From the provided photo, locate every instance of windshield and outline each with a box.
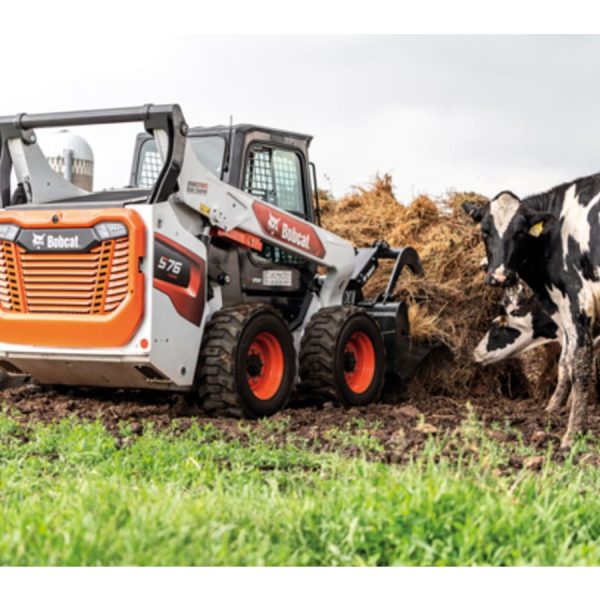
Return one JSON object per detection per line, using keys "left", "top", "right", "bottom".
{"left": 136, "top": 135, "right": 226, "bottom": 188}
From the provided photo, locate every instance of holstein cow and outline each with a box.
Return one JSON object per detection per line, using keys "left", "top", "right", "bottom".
{"left": 474, "top": 283, "right": 600, "bottom": 404}
{"left": 474, "top": 283, "right": 560, "bottom": 366}
{"left": 463, "top": 173, "right": 600, "bottom": 447}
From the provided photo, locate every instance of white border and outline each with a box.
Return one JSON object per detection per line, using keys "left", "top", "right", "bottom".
{"left": 4, "top": 1, "right": 600, "bottom": 34}
{"left": 0, "top": 566, "right": 595, "bottom": 599}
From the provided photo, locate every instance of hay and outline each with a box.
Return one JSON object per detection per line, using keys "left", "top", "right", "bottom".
{"left": 320, "top": 174, "right": 529, "bottom": 398}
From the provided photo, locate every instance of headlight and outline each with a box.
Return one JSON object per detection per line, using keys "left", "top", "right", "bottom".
{"left": 0, "top": 224, "right": 20, "bottom": 242}
{"left": 94, "top": 221, "right": 128, "bottom": 240}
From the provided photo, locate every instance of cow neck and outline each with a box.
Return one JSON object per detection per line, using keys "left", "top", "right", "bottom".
{"left": 515, "top": 238, "right": 548, "bottom": 296}
{"left": 523, "top": 181, "right": 570, "bottom": 219}
{"left": 517, "top": 193, "right": 562, "bottom": 309}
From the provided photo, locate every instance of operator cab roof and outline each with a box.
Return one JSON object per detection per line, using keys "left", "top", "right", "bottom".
{"left": 137, "top": 123, "right": 313, "bottom": 144}
{"left": 191, "top": 123, "right": 312, "bottom": 142}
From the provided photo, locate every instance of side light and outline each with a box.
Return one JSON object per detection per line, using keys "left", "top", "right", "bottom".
{"left": 0, "top": 224, "right": 20, "bottom": 242}
{"left": 94, "top": 221, "right": 128, "bottom": 241}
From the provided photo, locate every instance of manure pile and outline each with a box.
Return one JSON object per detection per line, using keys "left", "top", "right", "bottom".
{"left": 320, "top": 174, "right": 545, "bottom": 400}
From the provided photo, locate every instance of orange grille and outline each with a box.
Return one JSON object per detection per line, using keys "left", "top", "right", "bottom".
{"left": 0, "top": 237, "right": 129, "bottom": 315}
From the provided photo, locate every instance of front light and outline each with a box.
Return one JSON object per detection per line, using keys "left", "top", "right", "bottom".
{"left": 94, "top": 221, "right": 128, "bottom": 240}
{"left": 0, "top": 224, "right": 20, "bottom": 242}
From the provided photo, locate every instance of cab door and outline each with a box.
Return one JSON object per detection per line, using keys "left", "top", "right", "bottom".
{"left": 242, "top": 144, "right": 313, "bottom": 267}
{"left": 242, "top": 144, "right": 311, "bottom": 221}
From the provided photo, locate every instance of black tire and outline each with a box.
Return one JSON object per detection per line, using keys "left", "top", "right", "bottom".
{"left": 197, "top": 304, "right": 295, "bottom": 418}
{"left": 298, "top": 306, "right": 385, "bottom": 407}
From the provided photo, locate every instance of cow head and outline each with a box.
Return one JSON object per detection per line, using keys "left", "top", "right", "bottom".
{"left": 462, "top": 192, "right": 556, "bottom": 287}
{"left": 473, "top": 283, "right": 559, "bottom": 365}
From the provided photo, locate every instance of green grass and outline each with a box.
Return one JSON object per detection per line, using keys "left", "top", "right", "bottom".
{"left": 2, "top": 411, "right": 600, "bottom": 565}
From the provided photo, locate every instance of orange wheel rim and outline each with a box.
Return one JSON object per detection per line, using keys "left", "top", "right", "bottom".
{"left": 246, "top": 331, "right": 284, "bottom": 400}
{"left": 343, "top": 331, "right": 375, "bottom": 394}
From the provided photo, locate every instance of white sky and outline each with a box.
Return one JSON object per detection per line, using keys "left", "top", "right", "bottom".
{"left": 5, "top": 35, "right": 600, "bottom": 202}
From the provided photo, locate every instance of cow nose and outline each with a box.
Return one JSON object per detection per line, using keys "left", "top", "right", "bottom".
{"left": 486, "top": 267, "right": 513, "bottom": 287}
{"left": 473, "top": 345, "right": 492, "bottom": 366}
{"left": 493, "top": 270, "right": 507, "bottom": 284}
{"left": 485, "top": 273, "right": 502, "bottom": 286}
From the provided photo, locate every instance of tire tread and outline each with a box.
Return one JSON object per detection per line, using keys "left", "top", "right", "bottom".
{"left": 198, "top": 303, "right": 286, "bottom": 418}
{"left": 299, "top": 305, "right": 383, "bottom": 406}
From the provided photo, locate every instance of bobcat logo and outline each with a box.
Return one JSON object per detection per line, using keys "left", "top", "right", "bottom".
{"left": 32, "top": 232, "right": 46, "bottom": 249}
{"left": 267, "top": 213, "right": 281, "bottom": 235}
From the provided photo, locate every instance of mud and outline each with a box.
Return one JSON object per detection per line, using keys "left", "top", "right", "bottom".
{"left": 3, "top": 379, "right": 600, "bottom": 468}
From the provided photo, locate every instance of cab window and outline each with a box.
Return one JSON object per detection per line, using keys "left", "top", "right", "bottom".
{"left": 243, "top": 145, "right": 305, "bottom": 216}
{"left": 136, "top": 135, "right": 226, "bottom": 188}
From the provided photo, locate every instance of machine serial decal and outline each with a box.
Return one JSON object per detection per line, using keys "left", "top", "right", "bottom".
{"left": 187, "top": 181, "right": 209, "bottom": 195}
{"left": 252, "top": 202, "right": 326, "bottom": 259}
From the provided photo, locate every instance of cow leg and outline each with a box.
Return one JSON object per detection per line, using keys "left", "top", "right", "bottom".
{"left": 546, "top": 339, "right": 571, "bottom": 412}
{"left": 562, "top": 323, "right": 593, "bottom": 449}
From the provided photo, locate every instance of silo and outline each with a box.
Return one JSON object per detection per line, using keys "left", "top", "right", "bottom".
{"left": 43, "top": 129, "right": 94, "bottom": 191}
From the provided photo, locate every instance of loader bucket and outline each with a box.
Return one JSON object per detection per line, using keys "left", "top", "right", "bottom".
{"left": 393, "top": 336, "right": 442, "bottom": 380}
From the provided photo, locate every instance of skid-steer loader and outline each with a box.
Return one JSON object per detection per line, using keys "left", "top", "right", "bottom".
{"left": 0, "top": 104, "right": 424, "bottom": 417}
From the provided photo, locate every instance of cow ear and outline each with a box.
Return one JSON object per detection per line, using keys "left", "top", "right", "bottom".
{"left": 462, "top": 202, "right": 484, "bottom": 223}
{"left": 527, "top": 212, "right": 556, "bottom": 237}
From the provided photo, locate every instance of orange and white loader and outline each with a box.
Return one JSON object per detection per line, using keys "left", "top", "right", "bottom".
{"left": 0, "top": 104, "right": 424, "bottom": 417}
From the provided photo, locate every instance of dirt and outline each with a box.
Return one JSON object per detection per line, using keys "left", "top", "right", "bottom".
{"left": 4, "top": 379, "right": 600, "bottom": 468}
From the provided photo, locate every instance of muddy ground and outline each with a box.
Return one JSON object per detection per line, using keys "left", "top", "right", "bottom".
{"left": 4, "top": 377, "right": 600, "bottom": 469}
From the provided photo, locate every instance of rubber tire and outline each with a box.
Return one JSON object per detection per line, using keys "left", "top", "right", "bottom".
{"left": 197, "top": 303, "right": 296, "bottom": 418}
{"left": 298, "top": 306, "right": 385, "bottom": 407}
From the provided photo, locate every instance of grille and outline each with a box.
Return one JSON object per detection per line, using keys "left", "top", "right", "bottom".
{"left": 0, "top": 237, "right": 129, "bottom": 315}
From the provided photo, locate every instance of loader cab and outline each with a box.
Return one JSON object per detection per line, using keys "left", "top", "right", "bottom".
{"left": 130, "top": 123, "right": 316, "bottom": 224}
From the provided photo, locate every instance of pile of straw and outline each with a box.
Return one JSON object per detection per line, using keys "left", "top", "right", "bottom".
{"left": 320, "top": 174, "right": 534, "bottom": 398}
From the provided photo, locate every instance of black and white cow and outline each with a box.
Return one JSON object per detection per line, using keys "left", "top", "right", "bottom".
{"left": 463, "top": 173, "right": 600, "bottom": 446}
{"left": 475, "top": 284, "right": 574, "bottom": 409}
{"left": 474, "top": 284, "right": 600, "bottom": 406}
{"left": 473, "top": 284, "right": 560, "bottom": 365}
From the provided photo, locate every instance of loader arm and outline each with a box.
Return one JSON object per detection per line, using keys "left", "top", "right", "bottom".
{"left": 0, "top": 104, "right": 186, "bottom": 207}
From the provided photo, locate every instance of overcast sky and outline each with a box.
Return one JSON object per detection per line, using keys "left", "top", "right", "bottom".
{"left": 4, "top": 35, "right": 600, "bottom": 201}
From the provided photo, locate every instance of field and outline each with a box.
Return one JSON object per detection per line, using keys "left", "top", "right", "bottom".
{"left": 3, "top": 385, "right": 600, "bottom": 565}
{"left": 0, "top": 176, "right": 596, "bottom": 566}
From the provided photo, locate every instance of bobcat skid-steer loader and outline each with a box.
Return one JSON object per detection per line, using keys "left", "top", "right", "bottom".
{"left": 0, "top": 104, "right": 424, "bottom": 417}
